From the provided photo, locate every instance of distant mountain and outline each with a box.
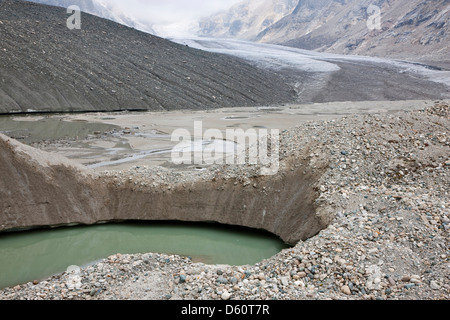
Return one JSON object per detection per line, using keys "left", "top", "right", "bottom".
{"left": 257, "top": 0, "right": 450, "bottom": 61}
{"left": 199, "top": 0, "right": 450, "bottom": 62}
{"left": 199, "top": 0, "right": 298, "bottom": 40}
{"left": 0, "top": 0, "right": 295, "bottom": 114}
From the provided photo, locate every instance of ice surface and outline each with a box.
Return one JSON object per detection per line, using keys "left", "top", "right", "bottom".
{"left": 171, "top": 37, "right": 450, "bottom": 88}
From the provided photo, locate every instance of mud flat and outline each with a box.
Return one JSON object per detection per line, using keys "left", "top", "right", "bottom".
{"left": 0, "top": 100, "right": 448, "bottom": 300}
{"left": 12, "top": 99, "right": 436, "bottom": 171}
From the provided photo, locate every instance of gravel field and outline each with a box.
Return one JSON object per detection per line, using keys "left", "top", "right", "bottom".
{"left": 0, "top": 101, "right": 448, "bottom": 301}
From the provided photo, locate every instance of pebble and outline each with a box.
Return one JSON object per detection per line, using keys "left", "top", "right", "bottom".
{"left": 221, "top": 290, "right": 231, "bottom": 300}
{"left": 280, "top": 277, "right": 289, "bottom": 286}
{"left": 430, "top": 281, "right": 441, "bottom": 290}
{"left": 179, "top": 274, "right": 187, "bottom": 284}
{"left": 401, "top": 276, "right": 411, "bottom": 282}
{"left": 216, "top": 277, "right": 228, "bottom": 284}
{"left": 341, "top": 285, "right": 352, "bottom": 295}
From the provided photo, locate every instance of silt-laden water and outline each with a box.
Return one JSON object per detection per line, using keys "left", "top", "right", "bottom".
{"left": 0, "top": 222, "right": 289, "bottom": 289}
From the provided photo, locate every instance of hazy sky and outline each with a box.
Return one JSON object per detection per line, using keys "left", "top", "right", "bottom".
{"left": 96, "top": 0, "right": 243, "bottom": 35}
{"left": 103, "top": 0, "right": 242, "bottom": 21}
{"left": 93, "top": 0, "right": 242, "bottom": 33}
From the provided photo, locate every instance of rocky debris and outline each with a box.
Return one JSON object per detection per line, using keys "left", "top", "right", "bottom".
{"left": 426, "top": 101, "right": 450, "bottom": 118}
{"left": 0, "top": 101, "right": 448, "bottom": 300}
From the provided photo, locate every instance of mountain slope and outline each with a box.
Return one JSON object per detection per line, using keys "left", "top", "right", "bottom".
{"left": 25, "top": 0, "right": 156, "bottom": 34}
{"left": 0, "top": 0, "right": 296, "bottom": 114}
{"left": 199, "top": 0, "right": 297, "bottom": 40}
{"left": 198, "top": 0, "right": 449, "bottom": 62}
{"left": 256, "top": 0, "right": 450, "bottom": 61}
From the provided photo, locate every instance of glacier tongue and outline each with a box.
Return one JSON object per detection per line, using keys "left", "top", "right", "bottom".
{"left": 171, "top": 37, "right": 450, "bottom": 89}
{"left": 171, "top": 37, "right": 341, "bottom": 73}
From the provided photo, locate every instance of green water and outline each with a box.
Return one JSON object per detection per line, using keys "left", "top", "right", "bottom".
{"left": 0, "top": 222, "right": 289, "bottom": 289}
{"left": 0, "top": 115, "right": 119, "bottom": 144}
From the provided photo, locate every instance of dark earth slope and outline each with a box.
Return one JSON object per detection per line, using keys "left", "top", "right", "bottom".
{"left": 0, "top": 0, "right": 296, "bottom": 113}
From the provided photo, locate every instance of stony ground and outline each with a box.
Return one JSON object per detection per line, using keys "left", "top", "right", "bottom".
{"left": 0, "top": 101, "right": 448, "bottom": 300}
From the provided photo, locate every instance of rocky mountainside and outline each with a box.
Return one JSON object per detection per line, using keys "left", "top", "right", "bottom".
{"left": 257, "top": 0, "right": 450, "bottom": 62}
{"left": 199, "top": 0, "right": 450, "bottom": 62}
{"left": 0, "top": 0, "right": 296, "bottom": 114}
{"left": 198, "top": 0, "right": 297, "bottom": 40}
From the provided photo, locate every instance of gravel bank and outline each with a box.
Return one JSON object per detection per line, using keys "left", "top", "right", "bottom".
{"left": 0, "top": 101, "right": 448, "bottom": 300}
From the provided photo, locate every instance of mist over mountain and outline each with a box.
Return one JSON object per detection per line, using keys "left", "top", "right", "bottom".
{"left": 0, "top": 0, "right": 296, "bottom": 114}
{"left": 198, "top": 0, "right": 298, "bottom": 40}
{"left": 24, "top": 0, "right": 243, "bottom": 37}
{"left": 24, "top": 0, "right": 157, "bottom": 34}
